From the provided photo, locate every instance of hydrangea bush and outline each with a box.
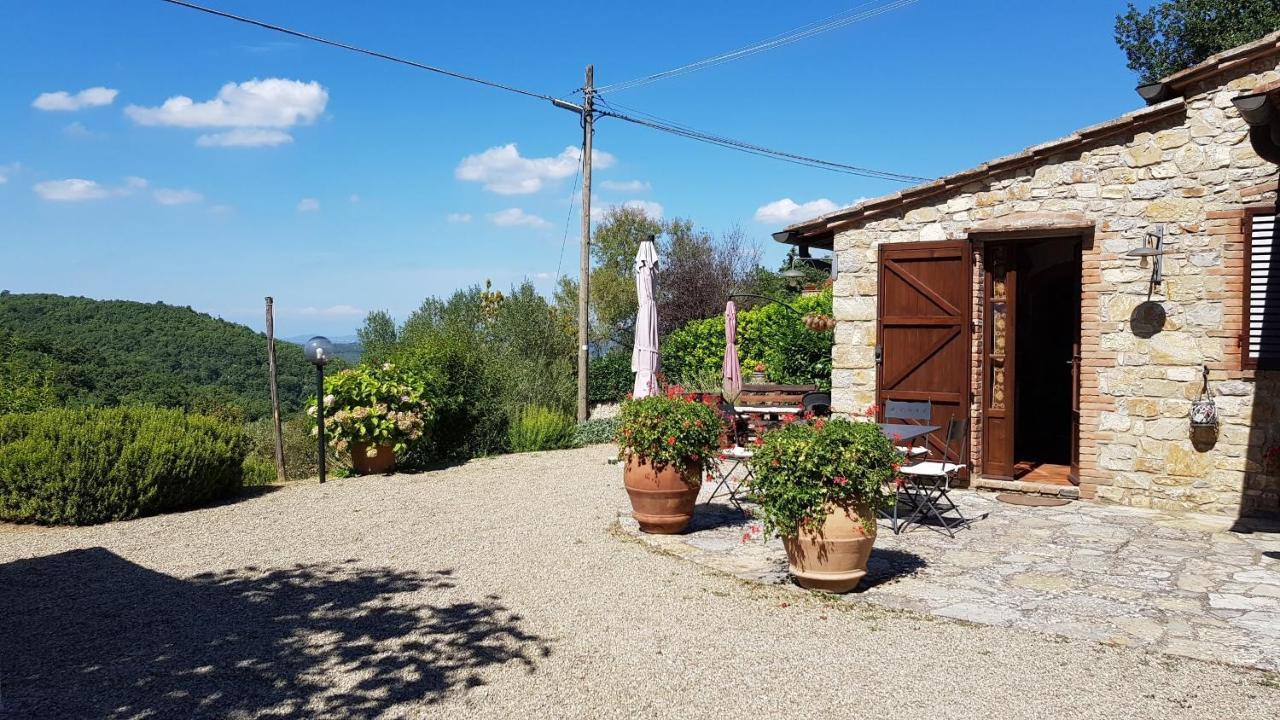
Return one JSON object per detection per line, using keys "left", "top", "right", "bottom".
{"left": 747, "top": 416, "right": 901, "bottom": 537}
{"left": 309, "top": 362, "right": 431, "bottom": 459}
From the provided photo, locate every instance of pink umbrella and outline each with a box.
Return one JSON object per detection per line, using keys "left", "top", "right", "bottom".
{"left": 631, "top": 237, "right": 660, "bottom": 398}
{"left": 722, "top": 300, "right": 741, "bottom": 399}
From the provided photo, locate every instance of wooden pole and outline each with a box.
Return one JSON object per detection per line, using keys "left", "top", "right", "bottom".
{"left": 265, "top": 296, "right": 286, "bottom": 483}
{"left": 577, "top": 65, "right": 594, "bottom": 422}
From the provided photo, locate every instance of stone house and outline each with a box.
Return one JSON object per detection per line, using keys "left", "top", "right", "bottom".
{"left": 774, "top": 33, "right": 1280, "bottom": 518}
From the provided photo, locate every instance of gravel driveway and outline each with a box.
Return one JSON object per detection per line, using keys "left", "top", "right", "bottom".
{"left": 2, "top": 445, "right": 1278, "bottom": 719}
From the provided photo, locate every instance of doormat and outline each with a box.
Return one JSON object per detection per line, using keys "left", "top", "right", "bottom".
{"left": 995, "top": 493, "right": 1071, "bottom": 507}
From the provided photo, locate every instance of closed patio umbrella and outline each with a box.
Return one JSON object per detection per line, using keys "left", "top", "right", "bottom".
{"left": 722, "top": 300, "right": 741, "bottom": 399}
{"left": 631, "top": 235, "right": 660, "bottom": 398}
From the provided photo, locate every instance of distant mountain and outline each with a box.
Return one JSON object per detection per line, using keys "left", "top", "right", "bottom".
{"left": 0, "top": 293, "right": 313, "bottom": 419}
{"left": 280, "top": 335, "right": 363, "bottom": 364}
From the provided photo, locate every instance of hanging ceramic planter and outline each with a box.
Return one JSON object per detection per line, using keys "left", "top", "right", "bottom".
{"left": 1190, "top": 365, "right": 1218, "bottom": 428}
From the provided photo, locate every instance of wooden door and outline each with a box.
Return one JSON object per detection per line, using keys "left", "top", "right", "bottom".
{"left": 876, "top": 241, "right": 972, "bottom": 463}
{"left": 983, "top": 243, "right": 1016, "bottom": 478}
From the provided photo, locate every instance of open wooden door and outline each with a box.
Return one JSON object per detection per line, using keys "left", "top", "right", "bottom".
{"left": 876, "top": 240, "right": 972, "bottom": 464}
{"left": 983, "top": 243, "right": 1016, "bottom": 478}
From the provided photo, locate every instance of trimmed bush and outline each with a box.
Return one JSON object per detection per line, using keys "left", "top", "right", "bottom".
{"left": 509, "top": 405, "right": 576, "bottom": 453}
{"left": 0, "top": 406, "right": 247, "bottom": 525}
{"left": 588, "top": 351, "right": 633, "bottom": 404}
{"left": 661, "top": 287, "right": 833, "bottom": 389}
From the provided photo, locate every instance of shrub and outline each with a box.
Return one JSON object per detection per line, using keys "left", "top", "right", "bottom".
{"left": 615, "top": 392, "right": 722, "bottom": 481}
{"left": 241, "top": 455, "right": 278, "bottom": 487}
{"left": 572, "top": 416, "right": 618, "bottom": 446}
{"left": 747, "top": 417, "right": 900, "bottom": 538}
{"left": 308, "top": 362, "right": 431, "bottom": 460}
{"left": 243, "top": 413, "right": 334, "bottom": 482}
{"left": 0, "top": 406, "right": 247, "bottom": 525}
{"left": 588, "top": 351, "right": 633, "bottom": 404}
{"left": 660, "top": 287, "right": 833, "bottom": 389}
{"left": 509, "top": 405, "right": 576, "bottom": 452}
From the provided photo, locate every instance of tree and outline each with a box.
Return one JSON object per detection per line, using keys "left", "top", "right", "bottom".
{"left": 357, "top": 310, "right": 399, "bottom": 365}
{"left": 657, "top": 221, "right": 760, "bottom": 336}
{"left": 1115, "top": 0, "right": 1280, "bottom": 82}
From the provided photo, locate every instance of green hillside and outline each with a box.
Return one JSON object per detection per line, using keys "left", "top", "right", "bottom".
{"left": 0, "top": 292, "right": 311, "bottom": 419}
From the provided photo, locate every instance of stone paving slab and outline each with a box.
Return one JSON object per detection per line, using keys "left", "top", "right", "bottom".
{"left": 618, "top": 486, "right": 1280, "bottom": 671}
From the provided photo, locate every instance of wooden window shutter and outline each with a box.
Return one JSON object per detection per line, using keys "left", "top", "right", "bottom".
{"left": 1244, "top": 209, "right": 1279, "bottom": 370}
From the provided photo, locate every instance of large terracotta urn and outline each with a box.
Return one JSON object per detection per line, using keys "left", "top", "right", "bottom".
{"left": 623, "top": 455, "right": 701, "bottom": 534}
{"left": 782, "top": 500, "right": 877, "bottom": 593}
{"left": 351, "top": 442, "right": 396, "bottom": 475}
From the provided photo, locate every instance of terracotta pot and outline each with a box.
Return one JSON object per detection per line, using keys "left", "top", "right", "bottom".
{"left": 351, "top": 442, "right": 396, "bottom": 475}
{"left": 623, "top": 455, "right": 701, "bottom": 534}
{"left": 783, "top": 499, "right": 877, "bottom": 593}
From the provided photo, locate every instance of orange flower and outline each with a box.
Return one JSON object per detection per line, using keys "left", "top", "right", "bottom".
{"left": 666, "top": 436, "right": 676, "bottom": 446}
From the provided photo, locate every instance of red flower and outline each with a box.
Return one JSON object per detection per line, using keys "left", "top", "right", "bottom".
{"left": 741, "top": 531, "right": 751, "bottom": 543}
{"left": 833, "top": 476, "right": 848, "bottom": 486}
{"left": 781, "top": 413, "right": 799, "bottom": 424}
{"left": 771, "top": 458, "right": 780, "bottom": 467}
{"left": 753, "top": 436, "right": 763, "bottom": 447}
{"left": 814, "top": 418, "right": 826, "bottom": 431}
{"left": 690, "top": 454, "right": 700, "bottom": 462}
{"left": 891, "top": 432, "right": 902, "bottom": 442}
{"left": 666, "top": 436, "right": 676, "bottom": 446}
{"left": 864, "top": 404, "right": 881, "bottom": 418}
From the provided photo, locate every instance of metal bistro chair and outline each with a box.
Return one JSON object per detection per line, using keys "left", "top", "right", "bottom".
{"left": 896, "top": 417, "right": 970, "bottom": 537}
{"left": 883, "top": 400, "right": 932, "bottom": 461}
{"left": 705, "top": 399, "right": 754, "bottom": 513}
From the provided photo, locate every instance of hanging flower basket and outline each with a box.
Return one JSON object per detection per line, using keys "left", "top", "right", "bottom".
{"left": 802, "top": 313, "right": 836, "bottom": 332}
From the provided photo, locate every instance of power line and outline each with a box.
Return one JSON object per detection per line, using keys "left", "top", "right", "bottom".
{"left": 597, "top": 99, "right": 929, "bottom": 183}
{"left": 594, "top": 0, "right": 919, "bottom": 95}
{"left": 155, "top": 0, "right": 928, "bottom": 184}
{"left": 156, "top": 0, "right": 557, "bottom": 103}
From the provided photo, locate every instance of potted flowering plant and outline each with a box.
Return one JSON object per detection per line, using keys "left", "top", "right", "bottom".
{"left": 615, "top": 390, "right": 721, "bottom": 533}
{"left": 308, "top": 362, "right": 431, "bottom": 475}
{"left": 747, "top": 417, "right": 900, "bottom": 592}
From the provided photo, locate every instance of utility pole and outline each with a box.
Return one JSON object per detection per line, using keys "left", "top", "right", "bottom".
{"left": 576, "top": 65, "right": 594, "bottom": 422}
{"left": 265, "top": 296, "right": 286, "bottom": 483}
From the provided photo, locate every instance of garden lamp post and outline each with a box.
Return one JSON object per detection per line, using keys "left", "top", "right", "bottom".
{"left": 303, "top": 336, "right": 335, "bottom": 484}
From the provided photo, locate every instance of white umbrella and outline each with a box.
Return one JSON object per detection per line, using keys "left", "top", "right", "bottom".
{"left": 631, "top": 236, "right": 660, "bottom": 398}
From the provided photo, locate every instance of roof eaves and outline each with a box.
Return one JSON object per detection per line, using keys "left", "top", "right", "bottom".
{"left": 1160, "top": 30, "right": 1280, "bottom": 92}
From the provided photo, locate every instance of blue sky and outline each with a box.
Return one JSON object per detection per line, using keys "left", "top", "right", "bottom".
{"left": 0, "top": 1, "right": 1153, "bottom": 337}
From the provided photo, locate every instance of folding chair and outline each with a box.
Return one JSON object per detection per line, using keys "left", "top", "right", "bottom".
{"left": 883, "top": 400, "right": 932, "bottom": 461}
{"left": 705, "top": 446, "right": 754, "bottom": 513}
{"left": 896, "top": 417, "right": 970, "bottom": 537}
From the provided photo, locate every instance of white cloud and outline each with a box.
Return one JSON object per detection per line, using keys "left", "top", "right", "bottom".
{"left": 196, "top": 128, "right": 294, "bottom": 148}
{"left": 32, "top": 87, "right": 118, "bottom": 111}
{"left": 153, "top": 188, "right": 203, "bottom": 205}
{"left": 600, "top": 179, "right": 650, "bottom": 192}
{"left": 297, "top": 197, "right": 320, "bottom": 212}
{"left": 490, "top": 207, "right": 550, "bottom": 228}
{"left": 126, "top": 78, "right": 327, "bottom": 147}
{"left": 456, "top": 143, "right": 615, "bottom": 195}
{"left": 0, "top": 162, "right": 18, "bottom": 184}
{"left": 295, "top": 304, "right": 365, "bottom": 317}
{"left": 33, "top": 176, "right": 145, "bottom": 202}
{"left": 33, "top": 179, "right": 111, "bottom": 201}
{"left": 63, "top": 122, "right": 98, "bottom": 139}
{"left": 446, "top": 212, "right": 472, "bottom": 223}
{"left": 754, "top": 197, "right": 841, "bottom": 225}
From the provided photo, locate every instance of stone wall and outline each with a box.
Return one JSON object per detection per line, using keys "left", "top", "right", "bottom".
{"left": 831, "top": 57, "right": 1280, "bottom": 516}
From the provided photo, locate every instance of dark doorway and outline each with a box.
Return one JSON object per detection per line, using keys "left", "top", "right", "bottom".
{"left": 1012, "top": 239, "right": 1080, "bottom": 481}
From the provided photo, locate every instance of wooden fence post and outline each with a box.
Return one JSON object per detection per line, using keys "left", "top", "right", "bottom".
{"left": 265, "top": 297, "right": 286, "bottom": 483}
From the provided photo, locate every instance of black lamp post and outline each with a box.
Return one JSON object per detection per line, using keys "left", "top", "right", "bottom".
{"left": 303, "top": 336, "right": 335, "bottom": 483}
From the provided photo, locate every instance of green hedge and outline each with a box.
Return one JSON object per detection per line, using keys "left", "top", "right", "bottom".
{"left": 588, "top": 351, "right": 633, "bottom": 404}
{"left": 0, "top": 406, "right": 247, "bottom": 525}
{"left": 661, "top": 288, "right": 833, "bottom": 389}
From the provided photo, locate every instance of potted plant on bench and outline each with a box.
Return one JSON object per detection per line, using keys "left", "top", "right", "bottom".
{"left": 748, "top": 417, "right": 899, "bottom": 592}
{"left": 615, "top": 390, "right": 721, "bottom": 533}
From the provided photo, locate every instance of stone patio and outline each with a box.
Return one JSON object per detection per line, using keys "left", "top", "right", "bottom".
{"left": 618, "top": 486, "right": 1280, "bottom": 671}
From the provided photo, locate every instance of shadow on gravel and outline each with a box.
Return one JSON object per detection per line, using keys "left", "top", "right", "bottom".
{"left": 856, "top": 548, "right": 928, "bottom": 592}
{"left": 0, "top": 549, "right": 552, "bottom": 718}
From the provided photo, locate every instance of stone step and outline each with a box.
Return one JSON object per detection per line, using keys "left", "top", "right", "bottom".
{"left": 971, "top": 476, "right": 1081, "bottom": 499}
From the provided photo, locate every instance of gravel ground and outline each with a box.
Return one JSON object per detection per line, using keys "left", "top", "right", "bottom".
{"left": 2, "top": 445, "right": 1278, "bottom": 719}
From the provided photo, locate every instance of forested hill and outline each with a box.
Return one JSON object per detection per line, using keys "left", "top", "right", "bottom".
{"left": 0, "top": 292, "right": 311, "bottom": 419}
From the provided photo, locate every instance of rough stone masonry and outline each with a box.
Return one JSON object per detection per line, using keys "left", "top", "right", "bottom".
{"left": 814, "top": 41, "right": 1280, "bottom": 516}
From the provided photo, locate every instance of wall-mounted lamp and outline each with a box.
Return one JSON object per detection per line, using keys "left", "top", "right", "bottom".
{"left": 1126, "top": 225, "right": 1165, "bottom": 294}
